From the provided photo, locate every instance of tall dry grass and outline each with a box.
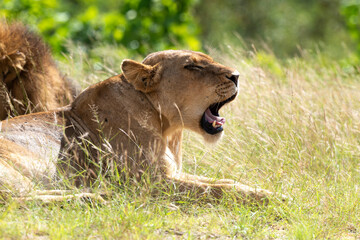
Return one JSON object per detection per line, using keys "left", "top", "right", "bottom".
{"left": 181, "top": 46, "right": 360, "bottom": 238}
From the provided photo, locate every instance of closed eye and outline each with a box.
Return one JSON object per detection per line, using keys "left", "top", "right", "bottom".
{"left": 184, "top": 65, "right": 204, "bottom": 71}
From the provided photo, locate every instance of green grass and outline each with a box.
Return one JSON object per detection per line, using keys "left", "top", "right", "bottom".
{"left": 1, "top": 44, "right": 360, "bottom": 239}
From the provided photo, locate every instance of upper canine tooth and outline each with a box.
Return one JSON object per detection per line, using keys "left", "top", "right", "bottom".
{"left": 212, "top": 121, "right": 216, "bottom": 127}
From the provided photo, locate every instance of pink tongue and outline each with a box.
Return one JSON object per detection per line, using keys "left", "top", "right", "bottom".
{"left": 204, "top": 108, "right": 225, "bottom": 125}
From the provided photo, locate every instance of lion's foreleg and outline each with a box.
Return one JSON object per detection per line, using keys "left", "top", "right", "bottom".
{"left": 169, "top": 173, "right": 283, "bottom": 203}
{"left": 180, "top": 172, "right": 240, "bottom": 184}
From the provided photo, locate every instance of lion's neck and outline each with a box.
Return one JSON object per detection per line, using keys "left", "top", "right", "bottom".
{"left": 144, "top": 91, "right": 185, "bottom": 139}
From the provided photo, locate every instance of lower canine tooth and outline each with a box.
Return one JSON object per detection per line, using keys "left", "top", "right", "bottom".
{"left": 212, "top": 121, "right": 216, "bottom": 127}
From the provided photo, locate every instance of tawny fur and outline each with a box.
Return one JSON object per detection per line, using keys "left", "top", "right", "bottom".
{"left": 0, "top": 22, "right": 76, "bottom": 120}
{"left": 0, "top": 50, "right": 286, "bottom": 203}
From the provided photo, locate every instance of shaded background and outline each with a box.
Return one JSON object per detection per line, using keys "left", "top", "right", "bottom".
{"left": 1, "top": 0, "right": 360, "bottom": 61}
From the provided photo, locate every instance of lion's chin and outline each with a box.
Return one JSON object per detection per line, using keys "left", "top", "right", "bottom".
{"left": 201, "top": 129, "right": 224, "bottom": 144}
{"left": 187, "top": 121, "right": 223, "bottom": 144}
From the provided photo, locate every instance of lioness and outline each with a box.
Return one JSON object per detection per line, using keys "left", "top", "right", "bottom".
{"left": 0, "top": 50, "right": 282, "bottom": 203}
{"left": 0, "top": 22, "right": 76, "bottom": 120}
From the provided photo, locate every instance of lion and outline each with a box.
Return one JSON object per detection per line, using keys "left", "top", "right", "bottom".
{"left": 0, "top": 22, "right": 76, "bottom": 120}
{"left": 0, "top": 50, "right": 285, "bottom": 203}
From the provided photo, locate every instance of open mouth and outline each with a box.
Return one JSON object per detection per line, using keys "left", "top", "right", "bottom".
{"left": 200, "top": 93, "right": 237, "bottom": 135}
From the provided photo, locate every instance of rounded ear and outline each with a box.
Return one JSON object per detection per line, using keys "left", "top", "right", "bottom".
{"left": 121, "top": 59, "right": 162, "bottom": 93}
{"left": 0, "top": 51, "right": 26, "bottom": 84}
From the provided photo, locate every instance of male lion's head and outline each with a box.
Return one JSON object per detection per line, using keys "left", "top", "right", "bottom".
{"left": 121, "top": 50, "right": 239, "bottom": 142}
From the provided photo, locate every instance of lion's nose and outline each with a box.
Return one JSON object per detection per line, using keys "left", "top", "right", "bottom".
{"left": 226, "top": 70, "right": 239, "bottom": 86}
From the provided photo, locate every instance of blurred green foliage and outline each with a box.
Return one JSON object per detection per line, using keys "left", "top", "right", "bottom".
{"left": 0, "top": 0, "right": 200, "bottom": 55}
{"left": 194, "top": 0, "right": 352, "bottom": 58}
{"left": 1, "top": 0, "right": 359, "bottom": 60}
{"left": 341, "top": 0, "right": 360, "bottom": 57}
